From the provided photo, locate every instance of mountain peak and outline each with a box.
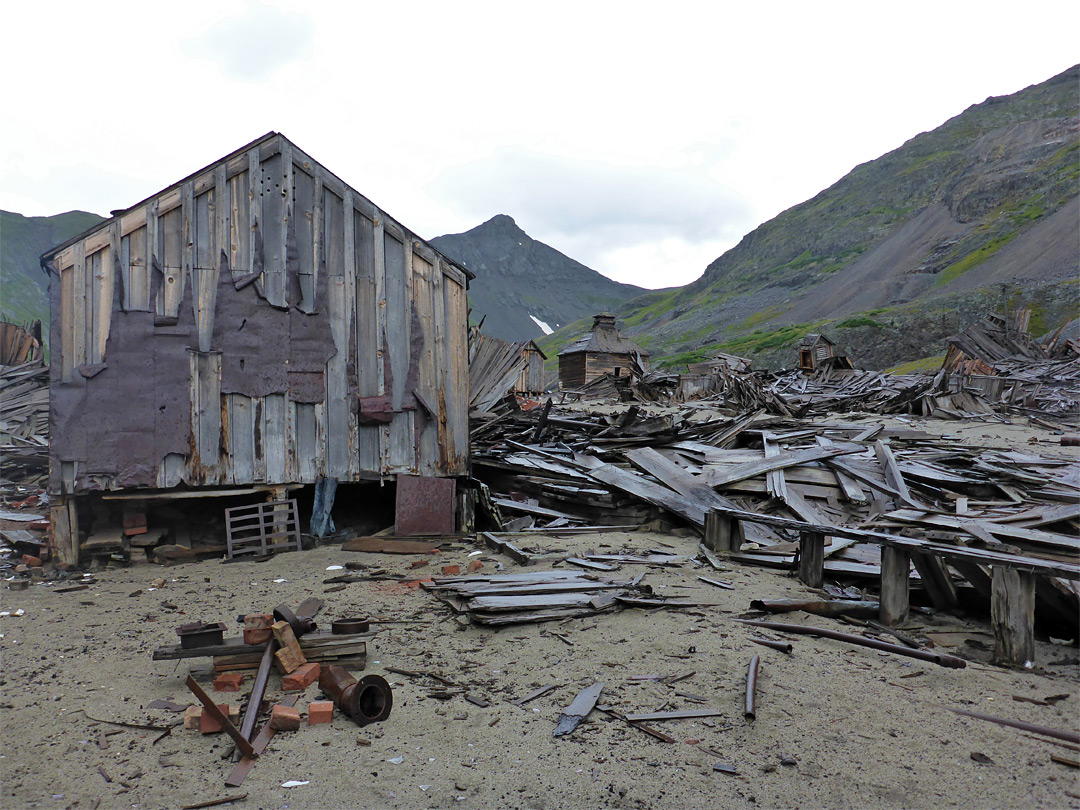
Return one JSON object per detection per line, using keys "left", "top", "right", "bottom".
{"left": 431, "top": 218, "right": 645, "bottom": 342}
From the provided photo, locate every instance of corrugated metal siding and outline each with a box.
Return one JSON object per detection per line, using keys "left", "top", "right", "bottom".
{"left": 46, "top": 134, "right": 470, "bottom": 494}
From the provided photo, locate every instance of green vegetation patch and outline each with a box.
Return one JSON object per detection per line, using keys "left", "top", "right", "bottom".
{"left": 887, "top": 355, "right": 945, "bottom": 374}
{"left": 836, "top": 316, "right": 883, "bottom": 329}
{"left": 934, "top": 231, "right": 1019, "bottom": 288}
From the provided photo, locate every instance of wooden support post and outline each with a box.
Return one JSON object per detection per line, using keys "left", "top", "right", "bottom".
{"left": 797, "top": 531, "right": 825, "bottom": 589}
{"left": 705, "top": 510, "right": 743, "bottom": 553}
{"left": 910, "top": 551, "right": 959, "bottom": 610}
{"left": 991, "top": 567, "right": 1036, "bottom": 666}
{"left": 51, "top": 497, "right": 80, "bottom": 566}
{"left": 879, "top": 545, "right": 910, "bottom": 626}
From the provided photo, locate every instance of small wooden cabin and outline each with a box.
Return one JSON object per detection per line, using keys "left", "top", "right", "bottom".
{"left": 42, "top": 132, "right": 473, "bottom": 562}
{"left": 558, "top": 313, "right": 649, "bottom": 390}
{"left": 796, "top": 333, "right": 854, "bottom": 371}
{"left": 516, "top": 341, "right": 546, "bottom": 396}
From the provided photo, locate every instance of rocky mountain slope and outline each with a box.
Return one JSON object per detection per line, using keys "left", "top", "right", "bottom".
{"left": 430, "top": 214, "right": 645, "bottom": 342}
{"left": 1, "top": 210, "right": 104, "bottom": 328}
{"left": 539, "top": 65, "right": 1079, "bottom": 372}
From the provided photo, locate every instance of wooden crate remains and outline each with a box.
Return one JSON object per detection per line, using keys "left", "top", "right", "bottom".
{"left": 225, "top": 499, "right": 301, "bottom": 559}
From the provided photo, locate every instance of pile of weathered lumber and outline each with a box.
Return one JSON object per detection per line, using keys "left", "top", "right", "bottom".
{"left": 0, "top": 358, "right": 49, "bottom": 487}
{"left": 422, "top": 567, "right": 706, "bottom": 625}
{"left": 471, "top": 399, "right": 1079, "bottom": 630}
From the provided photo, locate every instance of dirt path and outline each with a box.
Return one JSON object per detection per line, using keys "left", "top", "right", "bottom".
{"left": 2, "top": 526, "right": 1078, "bottom": 809}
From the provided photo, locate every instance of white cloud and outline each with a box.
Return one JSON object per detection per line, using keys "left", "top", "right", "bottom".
{"left": 182, "top": 1, "right": 314, "bottom": 82}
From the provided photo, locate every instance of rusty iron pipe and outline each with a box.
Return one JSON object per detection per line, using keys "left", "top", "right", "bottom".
{"left": 740, "top": 619, "right": 966, "bottom": 669}
{"left": 318, "top": 665, "right": 393, "bottom": 727}
{"left": 947, "top": 707, "right": 1080, "bottom": 744}
{"left": 749, "top": 637, "right": 793, "bottom": 654}
{"left": 745, "top": 655, "right": 760, "bottom": 720}
{"left": 750, "top": 598, "right": 880, "bottom": 619}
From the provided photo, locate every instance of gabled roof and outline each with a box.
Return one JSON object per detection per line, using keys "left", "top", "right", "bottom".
{"left": 797, "top": 333, "right": 835, "bottom": 348}
{"left": 40, "top": 131, "right": 474, "bottom": 282}
{"left": 558, "top": 314, "right": 649, "bottom": 357}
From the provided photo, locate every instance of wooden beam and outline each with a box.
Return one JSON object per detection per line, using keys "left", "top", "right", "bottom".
{"left": 879, "top": 546, "right": 910, "bottom": 626}
{"left": 798, "top": 531, "right": 825, "bottom": 588}
{"left": 704, "top": 509, "right": 743, "bottom": 553}
{"left": 991, "top": 567, "right": 1036, "bottom": 666}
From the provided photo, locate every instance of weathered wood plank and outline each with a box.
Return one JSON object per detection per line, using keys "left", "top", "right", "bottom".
{"left": 880, "top": 545, "right": 910, "bottom": 625}
{"left": 991, "top": 568, "right": 1035, "bottom": 665}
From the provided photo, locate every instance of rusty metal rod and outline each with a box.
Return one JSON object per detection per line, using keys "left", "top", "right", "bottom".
{"left": 739, "top": 619, "right": 966, "bottom": 669}
{"left": 947, "top": 707, "right": 1080, "bottom": 744}
{"left": 237, "top": 639, "right": 277, "bottom": 750}
{"left": 185, "top": 675, "right": 255, "bottom": 758}
{"left": 749, "top": 637, "right": 793, "bottom": 654}
{"left": 745, "top": 655, "right": 760, "bottom": 720}
{"left": 750, "top": 598, "right": 880, "bottom": 618}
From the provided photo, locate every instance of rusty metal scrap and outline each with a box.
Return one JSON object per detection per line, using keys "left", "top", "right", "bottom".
{"left": 318, "top": 666, "right": 393, "bottom": 727}
{"left": 184, "top": 675, "right": 255, "bottom": 759}
{"left": 750, "top": 598, "right": 881, "bottom": 618}
{"left": 740, "top": 620, "right": 967, "bottom": 669}
{"left": 946, "top": 707, "right": 1080, "bottom": 745}
{"left": 749, "top": 637, "right": 793, "bottom": 654}
{"left": 745, "top": 655, "right": 760, "bottom": 720}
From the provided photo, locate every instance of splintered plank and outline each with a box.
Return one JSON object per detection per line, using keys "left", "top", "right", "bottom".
{"left": 873, "top": 440, "right": 924, "bottom": 509}
{"left": 700, "top": 446, "right": 860, "bottom": 488}
{"left": 554, "top": 682, "right": 604, "bottom": 737}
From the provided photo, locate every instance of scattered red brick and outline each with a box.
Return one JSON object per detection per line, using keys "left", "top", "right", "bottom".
{"left": 410, "top": 559, "right": 430, "bottom": 568}
{"left": 243, "top": 627, "right": 273, "bottom": 645}
{"left": 282, "top": 662, "right": 321, "bottom": 691}
{"left": 243, "top": 613, "right": 274, "bottom": 629}
{"left": 441, "top": 565, "right": 460, "bottom": 575}
{"left": 183, "top": 706, "right": 202, "bottom": 730}
{"left": 307, "top": 700, "right": 334, "bottom": 725}
{"left": 212, "top": 672, "right": 244, "bottom": 692}
{"left": 467, "top": 559, "right": 483, "bottom": 572}
{"left": 199, "top": 704, "right": 239, "bottom": 734}
{"left": 269, "top": 704, "right": 301, "bottom": 731}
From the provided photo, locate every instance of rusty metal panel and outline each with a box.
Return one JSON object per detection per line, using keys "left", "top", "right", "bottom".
{"left": 395, "top": 474, "right": 455, "bottom": 535}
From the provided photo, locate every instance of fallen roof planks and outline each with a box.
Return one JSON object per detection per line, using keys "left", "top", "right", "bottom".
{"left": 470, "top": 378, "right": 1079, "bottom": 636}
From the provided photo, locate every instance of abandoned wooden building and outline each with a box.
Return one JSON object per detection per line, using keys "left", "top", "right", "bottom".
{"left": 558, "top": 313, "right": 649, "bottom": 390}
{"left": 516, "top": 340, "right": 547, "bottom": 397}
{"left": 41, "top": 132, "right": 473, "bottom": 563}
{"left": 796, "top": 333, "right": 854, "bottom": 372}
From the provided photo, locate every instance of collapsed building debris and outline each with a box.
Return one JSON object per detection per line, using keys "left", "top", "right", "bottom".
{"left": 468, "top": 374, "right": 1080, "bottom": 665}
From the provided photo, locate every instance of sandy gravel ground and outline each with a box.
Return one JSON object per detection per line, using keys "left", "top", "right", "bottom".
{"left": 2, "top": 524, "right": 1079, "bottom": 810}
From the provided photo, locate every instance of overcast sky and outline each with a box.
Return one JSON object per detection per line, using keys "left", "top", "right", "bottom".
{"left": 2, "top": 2, "right": 1077, "bottom": 289}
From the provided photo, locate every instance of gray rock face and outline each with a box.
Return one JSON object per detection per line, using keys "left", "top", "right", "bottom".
{"left": 431, "top": 215, "right": 644, "bottom": 342}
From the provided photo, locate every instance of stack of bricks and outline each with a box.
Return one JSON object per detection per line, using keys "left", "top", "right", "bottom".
{"left": 271, "top": 620, "right": 307, "bottom": 673}
{"left": 243, "top": 613, "right": 275, "bottom": 645}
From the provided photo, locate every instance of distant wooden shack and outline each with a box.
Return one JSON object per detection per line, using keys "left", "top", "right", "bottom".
{"left": 558, "top": 313, "right": 648, "bottom": 390}
{"left": 796, "top": 333, "right": 854, "bottom": 371}
{"left": 516, "top": 340, "right": 546, "bottom": 396}
{"left": 41, "top": 132, "right": 473, "bottom": 562}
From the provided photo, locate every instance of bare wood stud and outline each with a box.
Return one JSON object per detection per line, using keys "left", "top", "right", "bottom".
{"left": 705, "top": 509, "right": 743, "bottom": 553}
{"left": 880, "top": 545, "right": 910, "bottom": 626}
{"left": 797, "top": 531, "right": 825, "bottom": 589}
{"left": 991, "top": 567, "right": 1036, "bottom": 666}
